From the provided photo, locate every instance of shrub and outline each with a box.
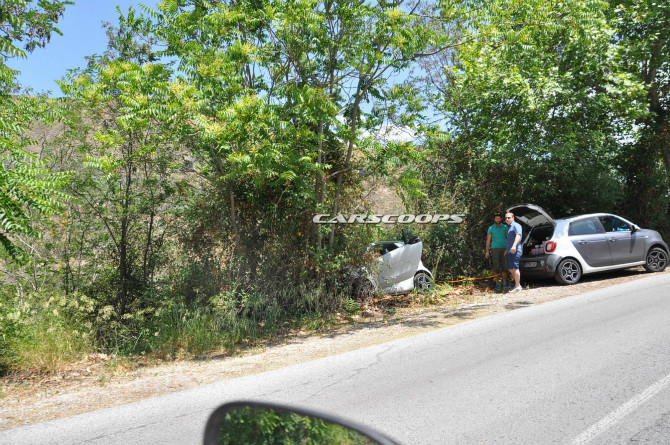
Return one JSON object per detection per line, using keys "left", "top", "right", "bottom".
{"left": 0, "top": 292, "right": 94, "bottom": 375}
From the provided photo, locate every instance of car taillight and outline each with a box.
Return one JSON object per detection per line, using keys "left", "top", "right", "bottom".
{"left": 545, "top": 241, "right": 556, "bottom": 253}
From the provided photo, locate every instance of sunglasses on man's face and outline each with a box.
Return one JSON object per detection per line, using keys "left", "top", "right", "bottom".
{"left": 505, "top": 217, "right": 513, "bottom": 219}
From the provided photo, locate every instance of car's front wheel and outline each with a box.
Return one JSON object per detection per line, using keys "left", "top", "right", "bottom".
{"left": 414, "top": 271, "right": 433, "bottom": 292}
{"left": 353, "top": 278, "right": 375, "bottom": 303}
{"left": 554, "top": 258, "right": 582, "bottom": 285}
{"left": 644, "top": 247, "right": 668, "bottom": 273}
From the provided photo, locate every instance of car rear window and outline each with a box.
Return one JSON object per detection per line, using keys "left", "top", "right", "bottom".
{"left": 529, "top": 225, "right": 553, "bottom": 241}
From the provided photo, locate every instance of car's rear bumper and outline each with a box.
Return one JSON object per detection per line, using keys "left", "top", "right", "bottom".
{"left": 519, "top": 254, "right": 561, "bottom": 278}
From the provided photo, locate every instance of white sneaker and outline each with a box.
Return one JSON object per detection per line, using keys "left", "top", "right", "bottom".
{"left": 510, "top": 286, "right": 523, "bottom": 292}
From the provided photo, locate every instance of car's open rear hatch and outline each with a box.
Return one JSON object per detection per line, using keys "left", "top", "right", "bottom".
{"left": 506, "top": 204, "right": 555, "bottom": 229}
{"left": 506, "top": 204, "right": 556, "bottom": 255}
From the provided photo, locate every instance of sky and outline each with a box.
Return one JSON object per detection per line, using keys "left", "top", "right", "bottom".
{"left": 9, "top": 1, "right": 160, "bottom": 96}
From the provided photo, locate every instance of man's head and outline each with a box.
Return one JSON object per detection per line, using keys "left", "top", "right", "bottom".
{"left": 505, "top": 212, "right": 515, "bottom": 223}
{"left": 493, "top": 212, "right": 502, "bottom": 224}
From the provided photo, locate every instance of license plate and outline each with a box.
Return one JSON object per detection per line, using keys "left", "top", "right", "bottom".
{"left": 525, "top": 261, "right": 537, "bottom": 268}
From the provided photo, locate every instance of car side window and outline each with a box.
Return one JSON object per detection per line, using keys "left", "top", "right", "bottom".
{"left": 569, "top": 218, "right": 603, "bottom": 236}
{"left": 378, "top": 244, "right": 399, "bottom": 255}
{"left": 598, "top": 216, "right": 631, "bottom": 232}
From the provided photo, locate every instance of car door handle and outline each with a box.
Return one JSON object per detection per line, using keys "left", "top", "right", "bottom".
{"left": 609, "top": 239, "right": 617, "bottom": 242}
{"left": 577, "top": 241, "right": 588, "bottom": 245}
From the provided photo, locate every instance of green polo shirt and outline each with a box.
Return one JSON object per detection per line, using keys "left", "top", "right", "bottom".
{"left": 487, "top": 223, "right": 508, "bottom": 249}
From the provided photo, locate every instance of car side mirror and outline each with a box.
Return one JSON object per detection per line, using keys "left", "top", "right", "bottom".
{"left": 631, "top": 224, "right": 639, "bottom": 233}
{"left": 203, "top": 401, "right": 398, "bottom": 445}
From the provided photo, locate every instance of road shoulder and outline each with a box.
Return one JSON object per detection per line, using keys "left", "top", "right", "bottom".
{"left": 1, "top": 268, "right": 666, "bottom": 430}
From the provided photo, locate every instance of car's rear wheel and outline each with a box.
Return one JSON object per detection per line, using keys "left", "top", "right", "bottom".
{"left": 554, "top": 258, "right": 582, "bottom": 285}
{"left": 644, "top": 247, "right": 668, "bottom": 272}
{"left": 414, "top": 272, "right": 433, "bottom": 292}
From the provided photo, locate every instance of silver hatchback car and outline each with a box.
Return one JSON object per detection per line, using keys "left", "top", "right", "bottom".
{"left": 508, "top": 204, "right": 669, "bottom": 285}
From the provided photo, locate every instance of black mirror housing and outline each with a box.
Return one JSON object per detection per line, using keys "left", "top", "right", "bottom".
{"left": 204, "top": 400, "right": 398, "bottom": 445}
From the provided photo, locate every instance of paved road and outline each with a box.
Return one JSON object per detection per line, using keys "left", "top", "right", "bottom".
{"left": 3, "top": 273, "right": 670, "bottom": 444}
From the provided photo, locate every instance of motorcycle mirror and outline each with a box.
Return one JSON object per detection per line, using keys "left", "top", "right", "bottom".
{"left": 203, "top": 400, "right": 398, "bottom": 445}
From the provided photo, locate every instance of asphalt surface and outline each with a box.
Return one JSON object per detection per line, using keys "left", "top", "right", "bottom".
{"left": 2, "top": 273, "right": 670, "bottom": 444}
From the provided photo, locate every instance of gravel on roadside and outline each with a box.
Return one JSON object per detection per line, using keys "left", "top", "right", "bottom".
{"left": 0, "top": 267, "right": 666, "bottom": 430}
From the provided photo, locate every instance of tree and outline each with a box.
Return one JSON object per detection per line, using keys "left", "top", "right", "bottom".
{"left": 58, "top": 52, "right": 189, "bottom": 315}
{"left": 143, "top": 0, "right": 440, "bottom": 252}
{"left": 409, "top": 0, "right": 657, "bottom": 274}
{"left": 425, "top": 0, "right": 653, "bottom": 210}
{"left": 0, "top": 0, "right": 72, "bottom": 258}
{"left": 608, "top": 0, "right": 670, "bottom": 228}
{"left": 0, "top": 0, "right": 71, "bottom": 87}
{"left": 611, "top": 0, "right": 670, "bottom": 173}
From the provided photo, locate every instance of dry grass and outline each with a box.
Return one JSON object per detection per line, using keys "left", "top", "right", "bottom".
{"left": 4, "top": 323, "right": 91, "bottom": 375}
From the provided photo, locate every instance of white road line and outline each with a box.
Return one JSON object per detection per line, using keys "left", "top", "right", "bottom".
{"left": 569, "top": 371, "right": 670, "bottom": 445}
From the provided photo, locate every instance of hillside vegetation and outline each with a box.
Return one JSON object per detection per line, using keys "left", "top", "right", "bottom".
{"left": 0, "top": 0, "right": 668, "bottom": 375}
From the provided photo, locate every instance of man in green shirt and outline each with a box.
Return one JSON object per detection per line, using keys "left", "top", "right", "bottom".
{"left": 485, "top": 212, "right": 508, "bottom": 291}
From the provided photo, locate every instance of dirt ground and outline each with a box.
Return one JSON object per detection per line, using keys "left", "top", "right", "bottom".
{"left": 1, "top": 268, "right": 666, "bottom": 431}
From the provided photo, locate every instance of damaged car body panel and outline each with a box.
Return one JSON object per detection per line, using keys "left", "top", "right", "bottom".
{"left": 355, "top": 237, "right": 433, "bottom": 296}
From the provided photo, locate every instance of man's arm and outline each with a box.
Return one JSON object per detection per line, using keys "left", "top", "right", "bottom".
{"left": 511, "top": 233, "right": 521, "bottom": 254}
{"left": 485, "top": 234, "right": 492, "bottom": 259}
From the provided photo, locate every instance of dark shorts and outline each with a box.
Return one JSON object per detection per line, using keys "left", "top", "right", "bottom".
{"left": 507, "top": 249, "right": 522, "bottom": 269}
{"left": 491, "top": 248, "right": 506, "bottom": 273}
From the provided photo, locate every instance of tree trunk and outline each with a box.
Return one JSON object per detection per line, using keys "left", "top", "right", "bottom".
{"left": 230, "top": 188, "right": 240, "bottom": 244}
{"left": 143, "top": 210, "right": 155, "bottom": 284}
{"left": 316, "top": 119, "right": 324, "bottom": 248}
{"left": 119, "top": 140, "right": 133, "bottom": 316}
{"left": 119, "top": 218, "right": 129, "bottom": 316}
{"left": 657, "top": 115, "right": 670, "bottom": 175}
{"left": 329, "top": 83, "right": 363, "bottom": 246}
{"left": 63, "top": 231, "right": 70, "bottom": 296}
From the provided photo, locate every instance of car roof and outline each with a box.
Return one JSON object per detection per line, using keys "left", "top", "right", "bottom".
{"left": 556, "top": 213, "right": 637, "bottom": 227}
{"left": 557, "top": 213, "right": 613, "bottom": 222}
{"left": 507, "top": 204, "right": 639, "bottom": 229}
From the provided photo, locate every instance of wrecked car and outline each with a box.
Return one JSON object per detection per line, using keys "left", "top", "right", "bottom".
{"left": 351, "top": 234, "right": 434, "bottom": 299}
